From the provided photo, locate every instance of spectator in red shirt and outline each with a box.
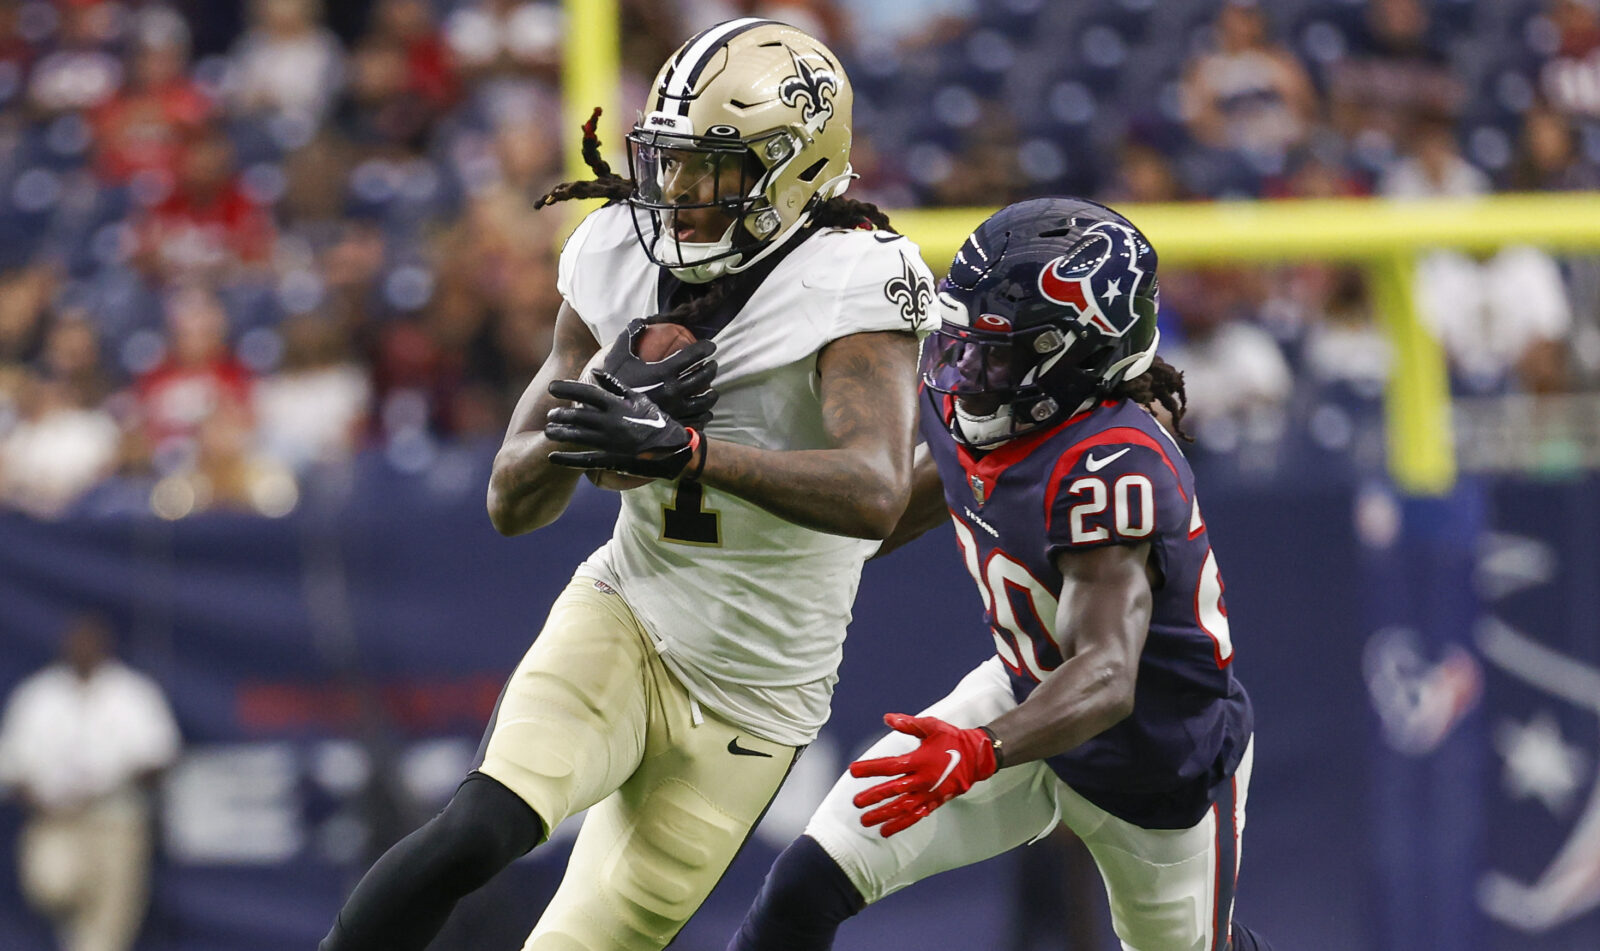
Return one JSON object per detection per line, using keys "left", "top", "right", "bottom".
{"left": 1549, "top": 0, "right": 1600, "bottom": 58}
{"left": 132, "top": 286, "right": 253, "bottom": 471}
{"left": 371, "top": 0, "right": 459, "bottom": 110}
{"left": 335, "top": 37, "right": 440, "bottom": 157}
{"left": 134, "top": 127, "right": 275, "bottom": 282}
{"left": 336, "top": 0, "right": 462, "bottom": 159}
{"left": 91, "top": 31, "right": 214, "bottom": 187}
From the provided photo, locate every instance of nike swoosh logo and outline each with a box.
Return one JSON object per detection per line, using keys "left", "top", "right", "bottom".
{"left": 1085, "top": 447, "right": 1132, "bottom": 472}
{"left": 728, "top": 737, "right": 773, "bottom": 758}
{"left": 932, "top": 750, "right": 961, "bottom": 789}
{"left": 624, "top": 414, "right": 667, "bottom": 429}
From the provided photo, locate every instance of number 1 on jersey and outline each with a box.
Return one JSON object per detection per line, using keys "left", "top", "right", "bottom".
{"left": 662, "top": 480, "right": 721, "bottom": 546}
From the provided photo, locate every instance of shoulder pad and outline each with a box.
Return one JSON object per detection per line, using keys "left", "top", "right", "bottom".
{"left": 798, "top": 230, "right": 938, "bottom": 338}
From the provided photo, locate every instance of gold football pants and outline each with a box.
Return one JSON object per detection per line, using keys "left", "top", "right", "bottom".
{"left": 480, "top": 577, "right": 799, "bottom": 951}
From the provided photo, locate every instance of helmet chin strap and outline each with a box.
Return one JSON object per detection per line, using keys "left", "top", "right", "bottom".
{"left": 665, "top": 252, "right": 735, "bottom": 284}
{"left": 1104, "top": 328, "right": 1161, "bottom": 385}
{"left": 656, "top": 219, "right": 741, "bottom": 284}
{"left": 952, "top": 401, "right": 1017, "bottom": 447}
{"left": 952, "top": 391, "right": 1097, "bottom": 447}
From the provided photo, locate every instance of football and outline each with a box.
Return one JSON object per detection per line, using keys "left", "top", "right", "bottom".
{"left": 634, "top": 322, "right": 698, "bottom": 362}
{"left": 583, "top": 323, "right": 697, "bottom": 492}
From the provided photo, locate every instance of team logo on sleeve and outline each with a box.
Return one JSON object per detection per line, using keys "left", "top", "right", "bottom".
{"left": 1037, "top": 221, "right": 1148, "bottom": 338}
{"left": 884, "top": 254, "right": 933, "bottom": 325}
{"left": 778, "top": 48, "right": 839, "bottom": 130}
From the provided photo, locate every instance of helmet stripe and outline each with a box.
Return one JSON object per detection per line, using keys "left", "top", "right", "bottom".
{"left": 654, "top": 34, "right": 695, "bottom": 112}
{"left": 658, "top": 17, "right": 780, "bottom": 115}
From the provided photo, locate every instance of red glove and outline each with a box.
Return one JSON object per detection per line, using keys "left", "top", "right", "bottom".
{"left": 849, "top": 713, "right": 998, "bottom": 837}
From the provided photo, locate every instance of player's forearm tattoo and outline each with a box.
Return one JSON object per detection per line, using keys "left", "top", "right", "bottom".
{"left": 700, "top": 332, "right": 918, "bottom": 539}
{"left": 522, "top": 313, "right": 599, "bottom": 433}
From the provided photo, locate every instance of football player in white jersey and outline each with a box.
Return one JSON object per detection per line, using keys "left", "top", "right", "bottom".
{"left": 318, "top": 19, "right": 938, "bottom": 951}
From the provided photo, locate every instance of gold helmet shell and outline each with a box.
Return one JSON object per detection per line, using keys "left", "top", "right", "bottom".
{"left": 627, "top": 19, "right": 855, "bottom": 282}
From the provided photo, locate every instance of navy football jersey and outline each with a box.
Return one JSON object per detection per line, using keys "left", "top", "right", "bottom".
{"left": 920, "top": 391, "right": 1252, "bottom": 829}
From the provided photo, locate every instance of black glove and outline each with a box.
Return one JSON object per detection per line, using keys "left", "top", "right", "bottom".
{"left": 546, "top": 371, "right": 704, "bottom": 480}
{"left": 601, "top": 318, "right": 719, "bottom": 428}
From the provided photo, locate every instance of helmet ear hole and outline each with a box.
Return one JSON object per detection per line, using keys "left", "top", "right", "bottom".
{"left": 796, "top": 158, "right": 828, "bottom": 182}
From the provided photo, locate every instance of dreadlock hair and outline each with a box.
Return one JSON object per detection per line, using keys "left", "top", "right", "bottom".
{"left": 1113, "top": 355, "right": 1192, "bottom": 442}
{"left": 533, "top": 108, "right": 633, "bottom": 209}
{"left": 535, "top": 109, "right": 898, "bottom": 330}
{"left": 811, "top": 196, "right": 895, "bottom": 233}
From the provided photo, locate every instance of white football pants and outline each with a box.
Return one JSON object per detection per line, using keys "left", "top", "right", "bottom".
{"left": 806, "top": 656, "right": 1254, "bottom": 951}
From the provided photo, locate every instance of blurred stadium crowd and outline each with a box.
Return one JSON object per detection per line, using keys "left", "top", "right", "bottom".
{"left": 0, "top": 0, "right": 1597, "bottom": 520}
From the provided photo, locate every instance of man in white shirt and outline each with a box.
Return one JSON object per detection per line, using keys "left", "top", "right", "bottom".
{"left": 0, "top": 615, "right": 182, "bottom": 951}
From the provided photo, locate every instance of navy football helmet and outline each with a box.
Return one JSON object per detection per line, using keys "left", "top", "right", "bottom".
{"left": 922, "top": 197, "right": 1161, "bottom": 447}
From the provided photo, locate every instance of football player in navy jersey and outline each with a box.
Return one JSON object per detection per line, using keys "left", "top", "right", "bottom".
{"left": 729, "top": 198, "right": 1273, "bottom": 951}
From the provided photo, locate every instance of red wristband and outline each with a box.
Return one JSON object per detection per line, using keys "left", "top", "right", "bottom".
{"left": 684, "top": 428, "right": 708, "bottom": 481}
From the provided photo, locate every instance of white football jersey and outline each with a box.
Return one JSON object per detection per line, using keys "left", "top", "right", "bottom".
{"left": 557, "top": 203, "right": 937, "bottom": 745}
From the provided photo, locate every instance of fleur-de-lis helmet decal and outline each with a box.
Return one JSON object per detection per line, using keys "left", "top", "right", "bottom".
{"left": 778, "top": 48, "right": 840, "bottom": 132}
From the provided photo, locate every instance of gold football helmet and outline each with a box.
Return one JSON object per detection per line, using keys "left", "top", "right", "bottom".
{"left": 627, "top": 19, "right": 854, "bottom": 283}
